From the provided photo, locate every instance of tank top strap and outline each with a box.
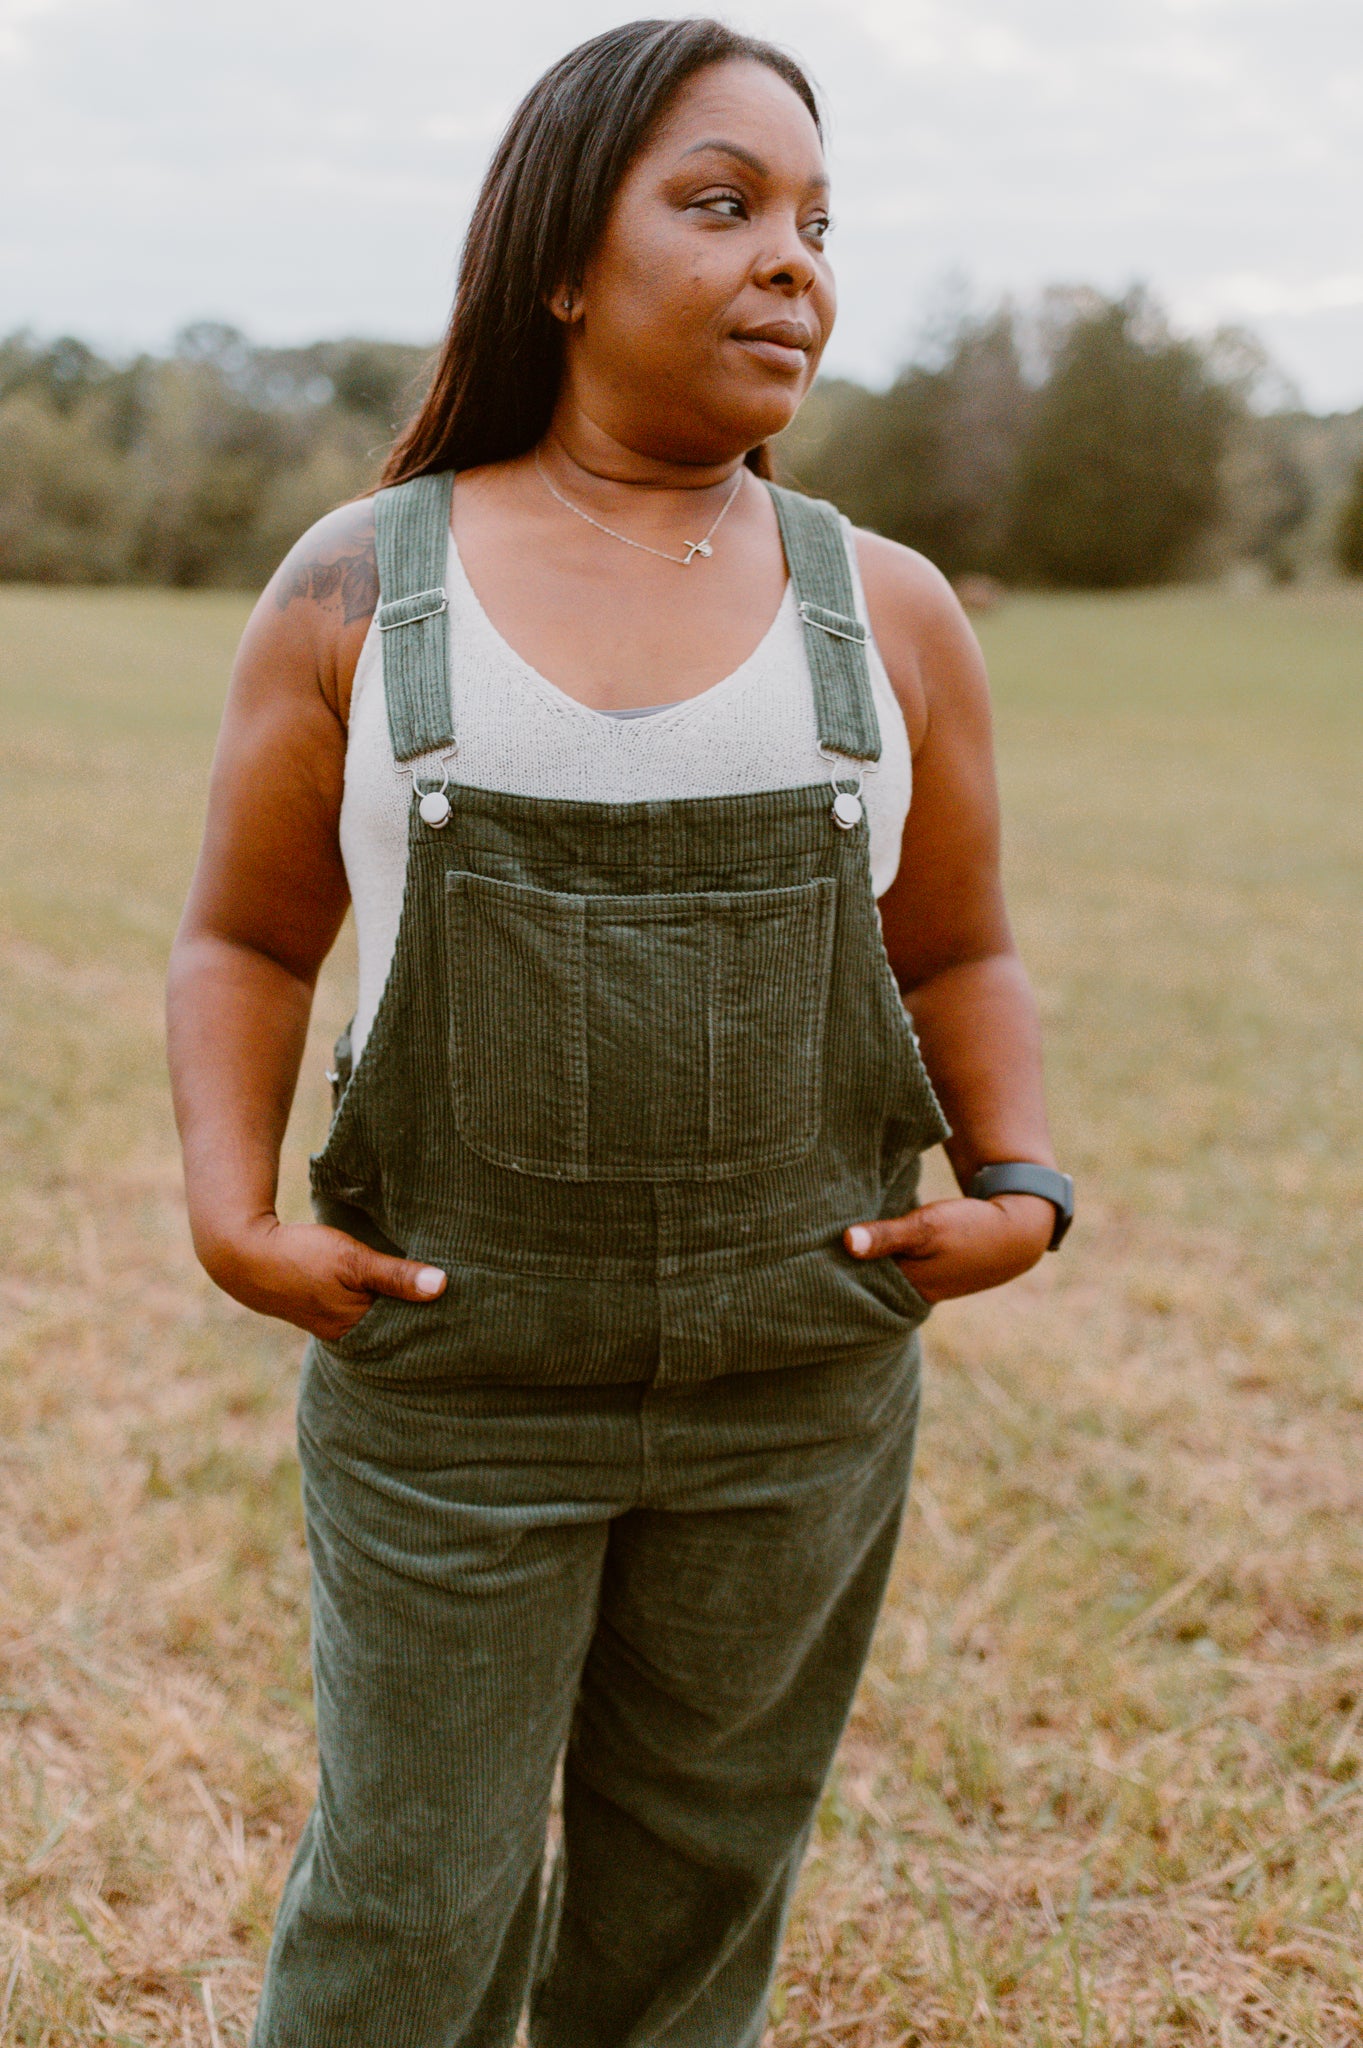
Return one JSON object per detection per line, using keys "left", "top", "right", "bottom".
{"left": 373, "top": 469, "right": 456, "bottom": 762}
{"left": 765, "top": 482, "right": 882, "bottom": 764}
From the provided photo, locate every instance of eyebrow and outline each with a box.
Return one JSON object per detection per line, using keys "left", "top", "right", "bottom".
{"left": 678, "top": 138, "right": 829, "bottom": 192}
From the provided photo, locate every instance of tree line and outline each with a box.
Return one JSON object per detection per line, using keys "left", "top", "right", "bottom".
{"left": 780, "top": 288, "right": 1363, "bottom": 589}
{"left": 2, "top": 294, "right": 1361, "bottom": 592}
{"left": 0, "top": 324, "right": 431, "bottom": 588}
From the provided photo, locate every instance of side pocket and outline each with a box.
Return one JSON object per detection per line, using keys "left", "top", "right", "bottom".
{"left": 853, "top": 1249, "right": 934, "bottom": 1326}
{"left": 319, "top": 1293, "right": 423, "bottom": 1373}
{"left": 328, "top": 1020, "right": 354, "bottom": 1116}
{"left": 877, "top": 1256, "right": 934, "bottom": 1322}
{"left": 869, "top": 906, "right": 951, "bottom": 1156}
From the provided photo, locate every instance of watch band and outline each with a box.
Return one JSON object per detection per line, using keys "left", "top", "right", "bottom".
{"left": 966, "top": 1162, "right": 1075, "bottom": 1250}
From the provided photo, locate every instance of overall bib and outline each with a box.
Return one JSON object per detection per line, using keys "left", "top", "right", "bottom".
{"left": 252, "top": 475, "right": 949, "bottom": 2048}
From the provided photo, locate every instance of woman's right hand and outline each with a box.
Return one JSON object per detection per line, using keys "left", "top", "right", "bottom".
{"left": 202, "top": 1216, "right": 447, "bottom": 1340}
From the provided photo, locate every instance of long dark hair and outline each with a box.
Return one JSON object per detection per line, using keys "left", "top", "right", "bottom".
{"left": 380, "top": 18, "right": 821, "bottom": 486}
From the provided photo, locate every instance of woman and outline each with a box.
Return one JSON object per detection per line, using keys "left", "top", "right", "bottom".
{"left": 168, "top": 18, "right": 1072, "bottom": 2045}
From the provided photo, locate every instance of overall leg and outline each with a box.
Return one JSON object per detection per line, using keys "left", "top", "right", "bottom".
{"left": 253, "top": 1348, "right": 637, "bottom": 2048}
{"left": 531, "top": 1340, "right": 921, "bottom": 2048}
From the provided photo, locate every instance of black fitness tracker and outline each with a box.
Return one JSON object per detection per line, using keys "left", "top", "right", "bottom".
{"left": 966, "top": 1162, "right": 1075, "bottom": 1250}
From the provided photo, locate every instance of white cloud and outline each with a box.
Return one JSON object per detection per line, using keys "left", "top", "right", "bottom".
{"left": 1192, "top": 274, "right": 1363, "bottom": 320}
{"left": 0, "top": 0, "right": 72, "bottom": 62}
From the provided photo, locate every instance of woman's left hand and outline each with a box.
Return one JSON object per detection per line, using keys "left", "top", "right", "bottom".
{"left": 844, "top": 1192, "right": 1055, "bottom": 1303}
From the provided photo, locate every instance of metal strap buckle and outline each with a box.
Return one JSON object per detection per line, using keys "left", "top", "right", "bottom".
{"left": 375, "top": 586, "right": 449, "bottom": 632}
{"left": 798, "top": 600, "right": 867, "bottom": 645}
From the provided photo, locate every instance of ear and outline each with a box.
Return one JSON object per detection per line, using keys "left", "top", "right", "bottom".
{"left": 545, "top": 286, "right": 583, "bottom": 326}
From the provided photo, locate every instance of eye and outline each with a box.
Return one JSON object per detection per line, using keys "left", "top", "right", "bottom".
{"left": 692, "top": 190, "right": 747, "bottom": 220}
{"left": 803, "top": 214, "right": 832, "bottom": 247}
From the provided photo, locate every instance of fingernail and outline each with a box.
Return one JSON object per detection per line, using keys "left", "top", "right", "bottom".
{"left": 415, "top": 1267, "right": 446, "bottom": 1296}
{"left": 846, "top": 1227, "right": 872, "bottom": 1256}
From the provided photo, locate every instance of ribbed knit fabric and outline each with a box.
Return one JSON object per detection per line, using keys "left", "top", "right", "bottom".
{"left": 251, "top": 1334, "right": 922, "bottom": 2048}
{"left": 342, "top": 503, "right": 911, "bottom": 1060}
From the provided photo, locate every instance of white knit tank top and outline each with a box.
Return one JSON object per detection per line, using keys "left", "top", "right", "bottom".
{"left": 341, "top": 519, "right": 912, "bottom": 1058}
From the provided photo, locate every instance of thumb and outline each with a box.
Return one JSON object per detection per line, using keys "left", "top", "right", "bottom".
{"left": 844, "top": 1210, "right": 936, "bottom": 1260}
{"left": 338, "top": 1241, "right": 447, "bottom": 1303}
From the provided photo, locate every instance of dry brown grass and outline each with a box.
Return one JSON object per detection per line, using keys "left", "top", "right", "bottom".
{"left": 1, "top": 582, "right": 1361, "bottom": 2044}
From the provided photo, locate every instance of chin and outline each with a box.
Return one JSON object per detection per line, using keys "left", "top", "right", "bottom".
{"left": 737, "top": 393, "right": 806, "bottom": 446}
{"left": 707, "top": 381, "right": 807, "bottom": 451}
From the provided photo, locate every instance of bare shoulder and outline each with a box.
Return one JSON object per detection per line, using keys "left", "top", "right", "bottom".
{"left": 269, "top": 495, "right": 378, "bottom": 633}
{"left": 851, "top": 526, "right": 989, "bottom": 751}
{"left": 239, "top": 496, "right": 379, "bottom": 722}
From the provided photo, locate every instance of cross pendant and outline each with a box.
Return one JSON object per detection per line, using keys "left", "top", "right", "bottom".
{"left": 682, "top": 539, "right": 713, "bottom": 565}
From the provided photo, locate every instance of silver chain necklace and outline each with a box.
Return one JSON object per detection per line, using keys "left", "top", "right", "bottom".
{"left": 534, "top": 448, "right": 745, "bottom": 567}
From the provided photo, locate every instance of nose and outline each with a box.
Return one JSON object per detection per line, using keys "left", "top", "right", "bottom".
{"left": 753, "top": 222, "right": 818, "bottom": 299}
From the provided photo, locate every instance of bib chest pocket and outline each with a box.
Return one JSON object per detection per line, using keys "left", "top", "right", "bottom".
{"left": 446, "top": 871, "right": 836, "bottom": 1181}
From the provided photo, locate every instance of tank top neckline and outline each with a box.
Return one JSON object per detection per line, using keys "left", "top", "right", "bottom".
{"left": 444, "top": 528, "right": 796, "bottom": 728}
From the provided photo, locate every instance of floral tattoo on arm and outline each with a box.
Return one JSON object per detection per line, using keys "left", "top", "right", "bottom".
{"left": 275, "top": 531, "right": 379, "bottom": 628}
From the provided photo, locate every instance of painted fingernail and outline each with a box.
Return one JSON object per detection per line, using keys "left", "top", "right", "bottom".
{"left": 847, "top": 1227, "right": 872, "bottom": 1256}
{"left": 415, "top": 1267, "right": 446, "bottom": 1295}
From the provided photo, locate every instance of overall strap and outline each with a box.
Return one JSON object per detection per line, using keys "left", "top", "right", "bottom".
{"left": 373, "top": 469, "right": 456, "bottom": 762}
{"left": 766, "top": 482, "right": 881, "bottom": 763}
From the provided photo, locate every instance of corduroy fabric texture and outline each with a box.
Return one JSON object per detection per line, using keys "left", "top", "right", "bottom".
{"left": 256, "top": 473, "right": 950, "bottom": 2045}
{"left": 765, "top": 485, "right": 881, "bottom": 762}
{"left": 374, "top": 470, "right": 457, "bottom": 761}
{"left": 310, "top": 479, "right": 949, "bottom": 1387}
{"left": 251, "top": 1333, "right": 922, "bottom": 2048}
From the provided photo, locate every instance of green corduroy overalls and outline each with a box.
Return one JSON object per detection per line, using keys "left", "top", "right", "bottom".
{"left": 251, "top": 473, "right": 949, "bottom": 2048}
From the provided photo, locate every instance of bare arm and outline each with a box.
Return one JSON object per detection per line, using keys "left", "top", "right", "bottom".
{"left": 166, "top": 499, "right": 447, "bottom": 1336}
{"left": 847, "top": 532, "right": 1059, "bottom": 1299}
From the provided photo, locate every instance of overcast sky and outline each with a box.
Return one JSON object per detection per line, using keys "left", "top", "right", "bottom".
{"left": 3, "top": 0, "right": 1360, "bottom": 409}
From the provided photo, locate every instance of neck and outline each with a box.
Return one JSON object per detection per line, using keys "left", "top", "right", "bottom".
{"left": 544, "top": 404, "right": 747, "bottom": 496}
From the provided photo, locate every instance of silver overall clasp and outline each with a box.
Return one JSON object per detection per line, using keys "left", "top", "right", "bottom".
{"left": 817, "top": 744, "right": 872, "bottom": 830}
{"left": 404, "top": 747, "right": 458, "bottom": 830}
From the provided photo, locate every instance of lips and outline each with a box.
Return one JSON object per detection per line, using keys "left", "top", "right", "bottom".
{"left": 732, "top": 322, "right": 814, "bottom": 370}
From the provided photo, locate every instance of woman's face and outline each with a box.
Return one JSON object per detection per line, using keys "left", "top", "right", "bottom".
{"left": 560, "top": 58, "right": 836, "bottom": 465}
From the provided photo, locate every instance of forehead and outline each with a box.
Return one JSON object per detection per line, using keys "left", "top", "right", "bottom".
{"left": 647, "top": 58, "right": 825, "bottom": 176}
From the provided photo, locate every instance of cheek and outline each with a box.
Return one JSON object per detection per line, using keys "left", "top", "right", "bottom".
{"left": 813, "top": 268, "right": 837, "bottom": 338}
{"left": 591, "top": 215, "right": 733, "bottom": 347}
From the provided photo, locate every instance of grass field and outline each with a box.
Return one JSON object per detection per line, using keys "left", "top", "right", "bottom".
{"left": 1, "top": 579, "right": 1361, "bottom": 2045}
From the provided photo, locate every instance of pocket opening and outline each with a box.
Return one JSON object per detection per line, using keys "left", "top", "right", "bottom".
{"left": 445, "top": 871, "right": 836, "bottom": 1182}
